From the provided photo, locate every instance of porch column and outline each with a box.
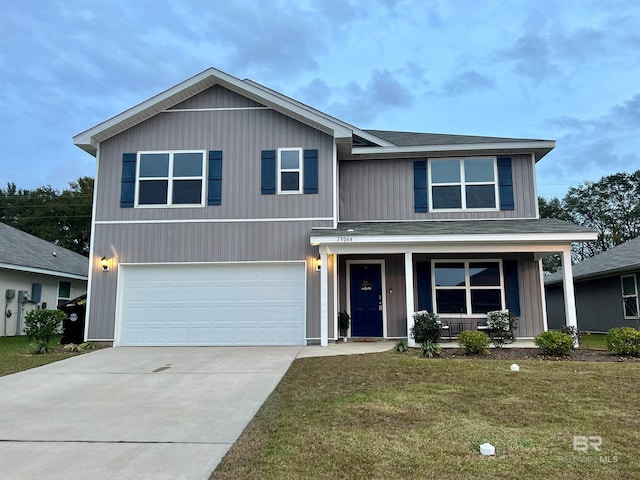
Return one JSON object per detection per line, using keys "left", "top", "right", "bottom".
{"left": 405, "top": 252, "right": 416, "bottom": 347}
{"left": 320, "top": 247, "right": 329, "bottom": 347}
{"left": 561, "top": 247, "right": 579, "bottom": 347}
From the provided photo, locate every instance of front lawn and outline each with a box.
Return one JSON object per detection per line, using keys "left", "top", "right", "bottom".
{"left": 211, "top": 351, "right": 640, "bottom": 480}
{"left": 579, "top": 333, "right": 607, "bottom": 350}
{"left": 0, "top": 335, "right": 79, "bottom": 377}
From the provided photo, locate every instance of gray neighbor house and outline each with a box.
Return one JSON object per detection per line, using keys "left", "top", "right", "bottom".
{"left": 72, "top": 67, "right": 596, "bottom": 347}
{"left": 545, "top": 237, "right": 640, "bottom": 332}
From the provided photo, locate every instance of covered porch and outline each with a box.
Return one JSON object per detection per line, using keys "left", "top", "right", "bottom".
{"left": 310, "top": 219, "right": 598, "bottom": 347}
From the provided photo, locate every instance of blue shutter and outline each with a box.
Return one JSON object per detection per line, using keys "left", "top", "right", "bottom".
{"left": 414, "top": 160, "right": 428, "bottom": 213}
{"left": 120, "top": 153, "right": 136, "bottom": 208}
{"left": 303, "top": 149, "right": 318, "bottom": 194}
{"left": 208, "top": 150, "right": 222, "bottom": 205}
{"left": 416, "top": 261, "right": 433, "bottom": 312}
{"left": 261, "top": 150, "right": 276, "bottom": 195}
{"left": 503, "top": 260, "right": 521, "bottom": 316}
{"left": 497, "top": 157, "right": 514, "bottom": 211}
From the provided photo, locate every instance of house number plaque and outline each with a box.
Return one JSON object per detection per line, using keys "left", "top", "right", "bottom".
{"left": 337, "top": 236, "right": 353, "bottom": 242}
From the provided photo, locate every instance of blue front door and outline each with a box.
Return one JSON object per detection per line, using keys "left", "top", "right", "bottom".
{"left": 350, "top": 263, "right": 383, "bottom": 337}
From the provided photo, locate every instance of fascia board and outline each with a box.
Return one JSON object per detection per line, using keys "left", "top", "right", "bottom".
{"left": 73, "top": 67, "right": 353, "bottom": 155}
{"left": 310, "top": 231, "right": 598, "bottom": 246}
{"left": 351, "top": 141, "right": 556, "bottom": 157}
{"left": 0, "top": 263, "right": 88, "bottom": 281}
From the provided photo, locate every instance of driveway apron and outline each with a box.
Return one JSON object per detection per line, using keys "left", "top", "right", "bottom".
{"left": 0, "top": 346, "right": 301, "bottom": 480}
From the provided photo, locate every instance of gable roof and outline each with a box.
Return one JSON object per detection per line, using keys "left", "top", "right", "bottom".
{"left": 74, "top": 67, "right": 555, "bottom": 160}
{"left": 0, "top": 223, "right": 88, "bottom": 280}
{"left": 545, "top": 236, "right": 640, "bottom": 285}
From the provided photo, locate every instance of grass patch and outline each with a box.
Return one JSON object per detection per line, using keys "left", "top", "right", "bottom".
{"left": 211, "top": 351, "right": 640, "bottom": 480}
{"left": 0, "top": 335, "right": 79, "bottom": 377}
{"left": 580, "top": 333, "right": 607, "bottom": 350}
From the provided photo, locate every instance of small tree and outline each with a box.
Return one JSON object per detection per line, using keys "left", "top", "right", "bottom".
{"left": 485, "top": 310, "right": 517, "bottom": 348}
{"left": 411, "top": 311, "right": 441, "bottom": 344}
{"left": 24, "top": 309, "right": 66, "bottom": 354}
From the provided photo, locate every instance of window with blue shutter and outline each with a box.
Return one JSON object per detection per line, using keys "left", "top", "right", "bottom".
{"left": 497, "top": 157, "right": 514, "bottom": 211}
{"left": 503, "top": 260, "right": 521, "bottom": 316}
{"left": 303, "top": 149, "right": 318, "bottom": 194}
{"left": 120, "top": 153, "right": 137, "bottom": 208}
{"left": 261, "top": 150, "right": 276, "bottom": 195}
{"left": 414, "top": 160, "right": 428, "bottom": 213}
{"left": 207, "top": 150, "right": 222, "bottom": 205}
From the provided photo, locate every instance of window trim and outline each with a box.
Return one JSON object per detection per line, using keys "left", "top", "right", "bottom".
{"left": 431, "top": 259, "right": 505, "bottom": 317}
{"left": 135, "top": 150, "right": 206, "bottom": 208}
{"left": 621, "top": 274, "right": 639, "bottom": 319}
{"left": 428, "top": 157, "right": 499, "bottom": 212}
{"left": 277, "top": 147, "right": 304, "bottom": 195}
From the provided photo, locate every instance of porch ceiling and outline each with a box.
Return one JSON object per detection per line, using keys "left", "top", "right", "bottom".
{"left": 310, "top": 219, "right": 598, "bottom": 255}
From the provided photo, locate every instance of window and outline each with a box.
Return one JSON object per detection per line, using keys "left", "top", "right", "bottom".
{"left": 429, "top": 157, "right": 498, "bottom": 210}
{"left": 433, "top": 261, "right": 504, "bottom": 315}
{"left": 278, "top": 148, "right": 303, "bottom": 194}
{"left": 622, "top": 275, "right": 639, "bottom": 318}
{"left": 58, "top": 281, "right": 71, "bottom": 299}
{"left": 136, "top": 151, "right": 206, "bottom": 206}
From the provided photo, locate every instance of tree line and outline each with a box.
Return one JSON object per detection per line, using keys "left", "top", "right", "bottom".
{"left": 0, "top": 177, "right": 93, "bottom": 256}
{"left": 539, "top": 169, "right": 640, "bottom": 272}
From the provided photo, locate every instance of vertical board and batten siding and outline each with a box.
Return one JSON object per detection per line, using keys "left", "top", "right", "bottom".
{"left": 97, "top": 109, "right": 333, "bottom": 221}
{"left": 168, "top": 84, "right": 264, "bottom": 110}
{"left": 545, "top": 274, "right": 639, "bottom": 332}
{"left": 89, "top": 221, "right": 332, "bottom": 340}
{"left": 339, "top": 154, "right": 537, "bottom": 221}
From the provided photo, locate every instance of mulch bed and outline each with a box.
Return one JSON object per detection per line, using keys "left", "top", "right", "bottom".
{"left": 436, "top": 347, "right": 640, "bottom": 363}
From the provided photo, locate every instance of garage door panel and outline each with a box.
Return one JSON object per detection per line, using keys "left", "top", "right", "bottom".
{"left": 118, "top": 263, "right": 305, "bottom": 346}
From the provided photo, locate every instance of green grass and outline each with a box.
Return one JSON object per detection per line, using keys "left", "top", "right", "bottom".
{"left": 211, "top": 351, "right": 640, "bottom": 480}
{"left": 0, "top": 335, "right": 79, "bottom": 377}
{"left": 580, "top": 333, "right": 607, "bottom": 350}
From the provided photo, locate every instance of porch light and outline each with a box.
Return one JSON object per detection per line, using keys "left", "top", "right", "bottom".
{"left": 315, "top": 254, "right": 322, "bottom": 272}
{"left": 100, "top": 256, "right": 110, "bottom": 272}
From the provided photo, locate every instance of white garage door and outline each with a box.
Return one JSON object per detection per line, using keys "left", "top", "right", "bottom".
{"left": 116, "top": 262, "right": 306, "bottom": 346}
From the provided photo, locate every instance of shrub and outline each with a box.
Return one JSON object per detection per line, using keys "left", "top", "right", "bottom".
{"left": 420, "top": 340, "right": 442, "bottom": 358}
{"left": 411, "top": 311, "right": 442, "bottom": 344}
{"left": 63, "top": 342, "right": 96, "bottom": 353}
{"left": 457, "top": 330, "right": 490, "bottom": 355}
{"left": 560, "top": 325, "right": 582, "bottom": 349}
{"left": 605, "top": 327, "right": 640, "bottom": 357}
{"left": 395, "top": 339, "right": 408, "bottom": 353}
{"left": 338, "top": 311, "right": 350, "bottom": 336}
{"left": 534, "top": 331, "right": 573, "bottom": 356}
{"left": 485, "top": 310, "right": 518, "bottom": 348}
{"left": 23, "top": 309, "right": 67, "bottom": 354}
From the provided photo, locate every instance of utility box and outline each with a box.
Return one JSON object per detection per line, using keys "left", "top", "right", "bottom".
{"left": 5, "top": 289, "right": 15, "bottom": 300}
{"left": 31, "top": 283, "right": 42, "bottom": 303}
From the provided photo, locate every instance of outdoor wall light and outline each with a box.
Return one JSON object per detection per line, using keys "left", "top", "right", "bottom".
{"left": 315, "top": 254, "right": 322, "bottom": 272}
{"left": 100, "top": 256, "right": 110, "bottom": 272}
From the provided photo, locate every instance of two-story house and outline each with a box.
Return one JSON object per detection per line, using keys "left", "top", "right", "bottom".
{"left": 73, "top": 67, "right": 596, "bottom": 347}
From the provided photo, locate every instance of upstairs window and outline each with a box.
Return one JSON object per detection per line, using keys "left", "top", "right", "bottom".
{"left": 622, "top": 275, "right": 639, "bottom": 318}
{"left": 136, "top": 151, "right": 206, "bottom": 206}
{"left": 429, "top": 157, "right": 498, "bottom": 210}
{"left": 433, "top": 260, "right": 504, "bottom": 315}
{"left": 278, "top": 148, "right": 303, "bottom": 194}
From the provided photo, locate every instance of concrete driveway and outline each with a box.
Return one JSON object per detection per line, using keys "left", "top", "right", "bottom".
{"left": 0, "top": 346, "right": 301, "bottom": 480}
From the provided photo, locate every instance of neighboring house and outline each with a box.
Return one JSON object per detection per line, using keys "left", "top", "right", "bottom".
{"left": 0, "top": 222, "right": 88, "bottom": 336}
{"left": 73, "top": 67, "right": 596, "bottom": 347}
{"left": 545, "top": 237, "right": 640, "bottom": 332}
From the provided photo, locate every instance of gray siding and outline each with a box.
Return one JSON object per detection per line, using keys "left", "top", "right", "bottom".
{"left": 336, "top": 253, "right": 544, "bottom": 339}
{"left": 339, "top": 154, "right": 537, "bottom": 221}
{"left": 169, "top": 85, "right": 264, "bottom": 109}
{"left": 88, "top": 220, "right": 332, "bottom": 340}
{"left": 97, "top": 102, "right": 334, "bottom": 222}
{"left": 545, "top": 272, "right": 640, "bottom": 332}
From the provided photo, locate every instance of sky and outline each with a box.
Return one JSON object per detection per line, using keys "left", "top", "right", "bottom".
{"left": 1, "top": 0, "right": 638, "bottom": 199}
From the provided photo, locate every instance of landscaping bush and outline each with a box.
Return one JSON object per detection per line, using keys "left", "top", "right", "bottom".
{"left": 411, "top": 311, "right": 442, "bottom": 344}
{"left": 534, "top": 331, "right": 573, "bottom": 356}
{"left": 561, "top": 325, "right": 582, "bottom": 348}
{"left": 485, "top": 310, "right": 517, "bottom": 348}
{"left": 420, "top": 340, "right": 441, "bottom": 358}
{"left": 23, "top": 309, "right": 67, "bottom": 354}
{"left": 457, "top": 330, "right": 490, "bottom": 355}
{"left": 605, "top": 327, "right": 640, "bottom": 357}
